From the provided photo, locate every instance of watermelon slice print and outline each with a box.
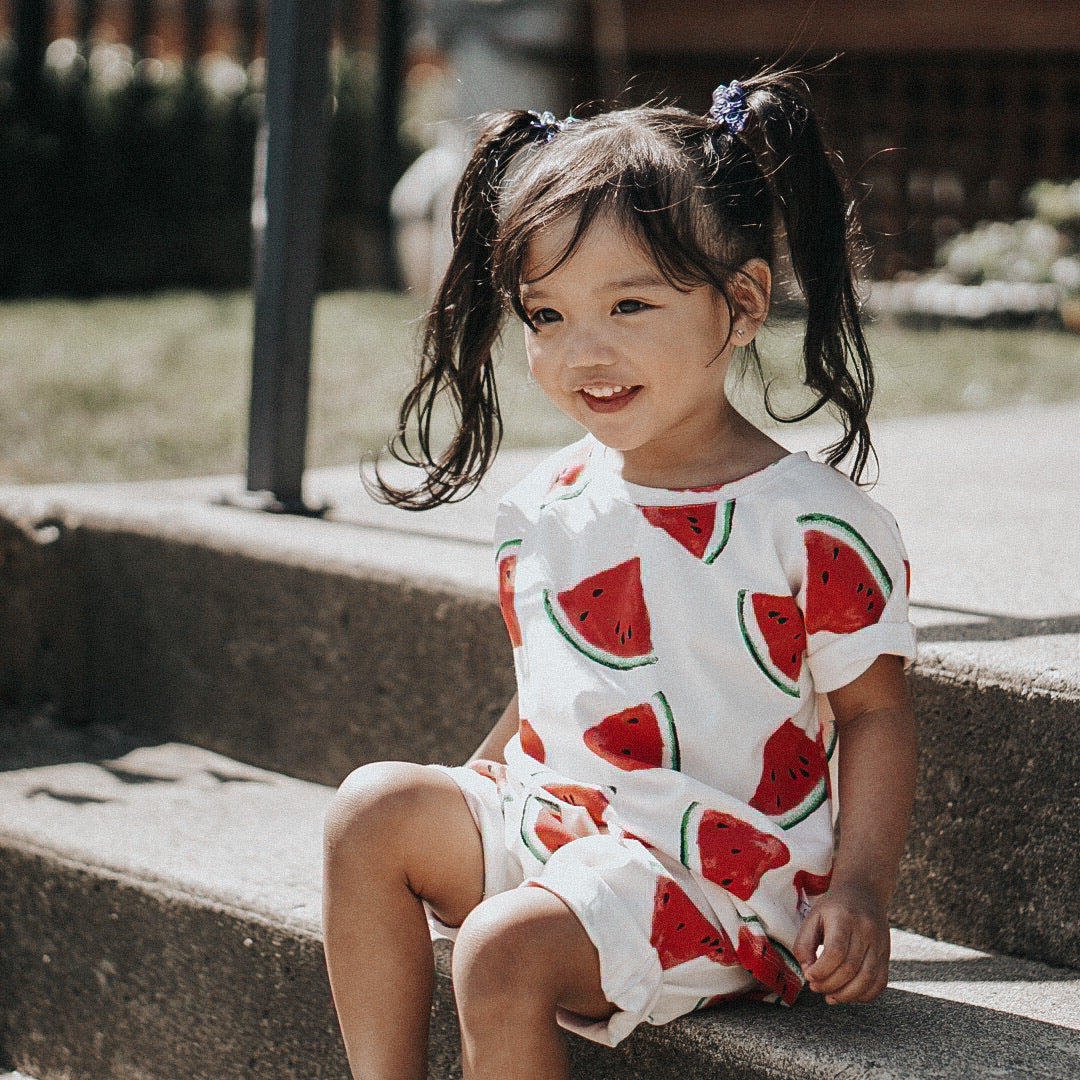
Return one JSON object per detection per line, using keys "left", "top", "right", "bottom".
{"left": 520, "top": 795, "right": 590, "bottom": 863}
{"left": 736, "top": 915, "right": 804, "bottom": 1005}
{"left": 467, "top": 759, "right": 507, "bottom": 786}
{"left": 541, "top": 782, "right": 612, "bottom": 827}
{"left": 496, "top": 539, "right": 523, "bottom": 648}
{"left": 737, "top": 590, "right": 804, "bottom": 698}
{"left": 797, "top": 513, "right": 893, "bottom": 635}
{"left": 650, "top": 876, "right": 739, "bottom": 970}
{"left": 794, "top": 868, "right": 832, "bottom": 916}
{"left": 544, "top": 557, "right": 657, "bottom": 670}
{"left": 638, "top": 499, "right": 734, "bottom": 563}
{"left": 518, "top": 717, "right": 545, "bottom": 763}
{"left": 680, "top": 802, "right": 790, "bottom": 901}
{"left": 541, "top": 450, "right": 591, "bottom": 507}
{"left": 583, "top": 692, "right": 680, "bottom": 771}
{"left": 748, "top": 719, "right": 828, "bottom": 829}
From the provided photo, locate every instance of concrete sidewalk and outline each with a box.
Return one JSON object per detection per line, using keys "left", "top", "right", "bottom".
{"left": 12, "top": 400, "right": 1074, "bottom": 619}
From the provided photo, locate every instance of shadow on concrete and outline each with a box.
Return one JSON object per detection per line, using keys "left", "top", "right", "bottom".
{"left": 24, "top": 787, "right": 115, "bottom": 806}
{"left": 891, "top": 956, "right": 1080, "bottom": 984}
{"left": 912, "top": 604, "right": 1080, "bottom": 643}
{"left": 0, "top": 707, "right": 157, "bottom": 774}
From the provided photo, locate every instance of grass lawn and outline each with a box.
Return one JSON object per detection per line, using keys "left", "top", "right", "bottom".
{"left": 1, "top": 289, "right": 1077, "bottom": 485}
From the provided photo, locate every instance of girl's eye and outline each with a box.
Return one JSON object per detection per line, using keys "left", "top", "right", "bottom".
{"left": 613, "top": 299, "right": 649, "bottom": 315}
{"left": 530, "top": 308, "right": 562, "bottom": 326}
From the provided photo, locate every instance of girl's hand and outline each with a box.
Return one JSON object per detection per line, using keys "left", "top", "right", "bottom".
{"left": 795, "top": 654, "right": 916, "bottom": 1006}
{"left": 793, "top": 879, "right": 892, "bottom": 1005}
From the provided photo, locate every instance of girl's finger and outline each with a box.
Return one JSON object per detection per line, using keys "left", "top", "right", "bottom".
{"left": 822, "top": 937, "right": 889, "bottom": 1003}
{"left": 808, "top": 935, "right": 869, "bottom": 995}
{"left": 824, "top": 953, "right": 889, "bottom": 1004}
{"left": 792, "top": 910, "right": 824, "bottom": 970}
{"left": 804, "top": 921, "right": 854, "bottom": 982}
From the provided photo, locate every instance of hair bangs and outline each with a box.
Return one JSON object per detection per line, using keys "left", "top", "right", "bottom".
{"left": 493, "top": 111, "right": 761, "bottom": 322}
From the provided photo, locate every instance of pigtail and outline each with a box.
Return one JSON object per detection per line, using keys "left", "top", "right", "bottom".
{"left": 740, "top": 72, "right": 876, "bottom": 482}
{"left": 373, "top": 111, "right": 540, "bottom": 508}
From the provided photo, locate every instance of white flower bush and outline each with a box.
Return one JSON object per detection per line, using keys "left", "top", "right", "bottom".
{"left": 938, "top": 181, "right": 1080, "bottom": 295}
{"left": 868, "top": 179, "right": 1080, "bottom": 325}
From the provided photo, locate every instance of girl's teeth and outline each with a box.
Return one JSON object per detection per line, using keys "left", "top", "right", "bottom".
{"left": 583, "top": 386, "right": 626, "bottom": 398}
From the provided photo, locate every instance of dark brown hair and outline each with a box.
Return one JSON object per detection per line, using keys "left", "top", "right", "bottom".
{"left": 376, "top": 70, "right": 875, "bottom": 508}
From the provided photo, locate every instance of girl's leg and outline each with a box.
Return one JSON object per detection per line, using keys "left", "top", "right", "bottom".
{"left": 452, "top": 886, "right": 615, "bottom": 1080}
{"left": 323, "top": 761, "right": 486, "bottom": 1080}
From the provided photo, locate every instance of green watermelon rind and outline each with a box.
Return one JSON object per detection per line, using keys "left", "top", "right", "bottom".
{"left": 540, "top": 478, "right": 591, "bottom": 510}
{"left": 543, "top": 588, "right": 659, "bottom": 671}
{"left": 737, "top": 589, "right": 801, "bottom": 699}
{"left": 703, "top": 499, "right": 736, "bottom": 565}
{"left": 496, "top": 537, "right": 523, "bottom": 562}
{"left": 679, "top": 800, "right": 701, "bottom": 867}
{"left": 796, "top": 512, "right": 893, "bottom": 597}
{"left": 771, "top": 775, "right": 828, "bottom": 830}
{"left": 738, "top": 915, "right": 806, "bottom": 980}
{"left": 519, "top": 794, "right": 564, "bottom": 864}
{"left": 653, "top": 690, "right": 681, "bottom": 772}
{"left": 820, "top": 715, "right": 838, "bottom": 762}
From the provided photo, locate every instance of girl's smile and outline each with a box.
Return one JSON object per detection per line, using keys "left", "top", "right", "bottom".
{"left": 579, "top": 384, "right": 641, "bottom": 410}
{"left": 521, "top": 213, "right": 774, "bottom": 488}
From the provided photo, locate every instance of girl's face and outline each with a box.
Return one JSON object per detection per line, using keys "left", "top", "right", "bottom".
{"left": 520, "top": 212, "right": 761, "bottom": 488}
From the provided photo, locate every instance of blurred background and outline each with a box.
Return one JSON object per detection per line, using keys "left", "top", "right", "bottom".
{"left": 1, "top": 0, "right": 1078, "bottom": 485}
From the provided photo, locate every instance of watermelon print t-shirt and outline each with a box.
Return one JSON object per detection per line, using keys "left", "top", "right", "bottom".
{"left": 481, "top": 435, "right": 916, "bottom": 1042}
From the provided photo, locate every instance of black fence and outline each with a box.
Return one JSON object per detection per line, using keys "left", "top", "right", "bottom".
{"left": 0, "top": 0, "right": 399, "bottom": 296}
{"left": 5, "top": 2, "right": 1080, "bottom": 294}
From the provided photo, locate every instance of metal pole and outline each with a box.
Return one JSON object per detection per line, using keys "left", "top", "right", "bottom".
{"left": 13, "top": 0, "right": 48, "bottom": 108}
{"left": 246, "top": 0, "right": 333, "bottom": 512}
{"left": 372, "top": 0, "right": 407, "bottom": 289}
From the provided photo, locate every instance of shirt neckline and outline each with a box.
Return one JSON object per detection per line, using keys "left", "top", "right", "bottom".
{"left": 589, "top": 438, "right": 812, "bottom": 506}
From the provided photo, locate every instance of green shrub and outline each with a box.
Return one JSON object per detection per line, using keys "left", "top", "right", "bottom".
{"left": 0, "top": 40, "right": 399, "bottom": 297}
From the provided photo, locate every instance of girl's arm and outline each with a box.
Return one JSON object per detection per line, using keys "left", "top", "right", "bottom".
{"left": 467, "top": 693, "right": 520, "bottom": 765}
{"left": 793, "top": 654, "right": 917, "bottom": 1004}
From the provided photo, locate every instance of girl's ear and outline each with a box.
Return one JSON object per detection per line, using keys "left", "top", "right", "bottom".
{"left": 731, "top": 259, "right": 772, "bottom": 338}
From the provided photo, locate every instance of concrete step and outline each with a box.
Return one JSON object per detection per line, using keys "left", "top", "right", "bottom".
{"left": 2, "top": 734, "right": 1079, "bottom": 1080}
{"left": 1, "top": 403, "right": 1078, "bottom": 973}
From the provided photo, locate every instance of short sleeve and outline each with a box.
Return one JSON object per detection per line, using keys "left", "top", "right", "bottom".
{"left": 797, "top": 504, "right": 916, "bottom": 694}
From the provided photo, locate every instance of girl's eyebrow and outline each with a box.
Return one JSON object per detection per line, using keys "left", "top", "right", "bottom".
{"left": 521, "top": 272, "right": 669, "bottom": 300}
{"left": 606, "top": 272, "right": 669, "bottom": 291}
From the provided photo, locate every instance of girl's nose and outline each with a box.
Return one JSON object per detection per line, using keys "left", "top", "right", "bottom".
{"left": 563, "top": 330, "right": 616, "bottom": 368}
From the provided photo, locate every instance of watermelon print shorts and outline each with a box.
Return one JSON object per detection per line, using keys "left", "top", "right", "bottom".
{"left": 426, "top": 760, "right": 764, "bottom": 1047}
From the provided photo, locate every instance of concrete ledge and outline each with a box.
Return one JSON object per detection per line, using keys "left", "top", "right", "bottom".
{"left": 2, "top": 741, "right": 1078, "bottom": 1080}
{"left": 0, "top": 492, "right": 516, "bottom": 784}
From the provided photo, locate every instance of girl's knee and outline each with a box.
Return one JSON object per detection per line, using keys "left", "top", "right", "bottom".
{"left": 452, "top": 888, "right": 600, "bottom": 1015}
{"left": 324, "top": 762, "right": 485, "bottom": 924}
{"left": 324, "top": 760, "right": 427, "bottom": 866}
{"left": 452, "top": 896, "right": 534, "bottom": 1012}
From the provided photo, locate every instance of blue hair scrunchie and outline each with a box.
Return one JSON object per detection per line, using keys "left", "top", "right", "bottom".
{"left": 528, "top": 110, "right": 578, "bottom": 143}
{"left": 709, "top": 80, "right": 750, "bottom": 135}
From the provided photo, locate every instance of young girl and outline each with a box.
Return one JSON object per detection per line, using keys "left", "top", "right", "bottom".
{"left": 323, "top": 71, "right": 918, "bottom": 1080}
